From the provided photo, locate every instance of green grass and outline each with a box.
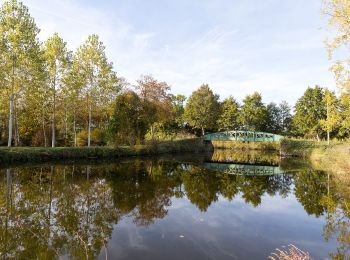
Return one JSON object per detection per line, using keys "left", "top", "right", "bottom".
{"left": 280, "top": 138, "right": 331, "bottom": 157}
{"left": 0, "top": 138, "right": 209, "bottom": 164}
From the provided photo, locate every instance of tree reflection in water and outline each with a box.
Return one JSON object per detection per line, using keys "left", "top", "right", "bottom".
{"left": 0, "top": 158, "right": 348, "bottom": 259}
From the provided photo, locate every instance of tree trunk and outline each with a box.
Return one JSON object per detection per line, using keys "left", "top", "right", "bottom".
{"left": 14, "top": 102, "right": 18, "bottom": 147}
{"left": 73, "top": 113, "right": 77, "bottom": 147}
{"left": 8, "top": 55, "right": 15, "bottom": 148}
{"left": 326, "top": 100, "right": 330, "bottom": 146}
{"left": 7, "top": 95, "right": 13, "bottom": 147}
{"left": 201, "top": 127, "right": 205, "bottom": 136}
{"left": 52, "top": 85, "right": 56, "bottom": 148}
{"left": 88, "top": 104, "right": 91, "bottom": 147}
{"left": 42, "top": 112, "right": 47, "bottom": 147}
{"left": 150, "top": 124, "right": 154, "bottom": 140}
{"left": 65, "top": 105, "right": 68, "bottom": 146}
{"left": 327, "top": 131, "right": 330, "bottom": 146}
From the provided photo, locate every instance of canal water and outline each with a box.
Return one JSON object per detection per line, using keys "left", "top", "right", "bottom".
{"left": 0, "top": 151, "right": 349, "bottom": 259}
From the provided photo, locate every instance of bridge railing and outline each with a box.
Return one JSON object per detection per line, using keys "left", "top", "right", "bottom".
{"left": 203, "top": 131, "right": 283, "bottom": 142}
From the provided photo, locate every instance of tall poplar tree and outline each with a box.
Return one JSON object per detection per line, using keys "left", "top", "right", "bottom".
{"left": 320, "top": 89, "right": 340, "bottom": 144}
{"left": 43, "top": 33, "right": 71, "bottom": 147}
{"left": 0, "top": 0, "right": 42, "bottom": 147}
{"left": 74, "top": 34, "right": 119, "bottom": 146}
{"left": 61, "top": 66, "right": 83, "bottom": 146}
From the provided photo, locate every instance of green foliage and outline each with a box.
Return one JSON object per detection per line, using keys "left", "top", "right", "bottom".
{"left": 136, "top": 75, "right": 174, "bottom": 140}
{"left": 184, "top": 84, "right": 220, "bottom": 135}
{"left": 278, "top": 101, "right": 293, "bottom": 135}
{"left": 239, "top": 92, "right": 268, "bottom": 131}
{"left": 217, "top": 96, "right": 240, "bottom": 131}
{"left": 340, "top": 92, "right": 350, "bottom": 136}
{"left": 109, "top": 90, "right": 191, "bottom": 144}
{"left": 265, "top": 101, "right": 292, "bottom": 135}
{"left": 109, "top": 91, "right": 146, "bottom": 145}
{"left": 320, "top": 89, "right": 341, "bottom": 143}
{"left": 171, "top": 94, "right": 186, "bottom": 128}
{"left": 76, "top": 128, "right": 106, "bottom": 146}
{"left": 293, "top": 86, "right": 326, "bottom": 139}
{"left": 266, "top": 102, "right": 280, "bottom": 134}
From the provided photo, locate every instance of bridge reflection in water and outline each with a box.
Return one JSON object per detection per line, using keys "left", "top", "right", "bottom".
{"left": 203, "top": 162, "right": 285, "bottom": 176}
{"left": 203, "top": 149, "right": 284, "bottom": 176}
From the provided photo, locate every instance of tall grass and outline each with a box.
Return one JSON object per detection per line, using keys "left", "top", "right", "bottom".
{"left": 310, "top": 144, "right": 350, "bottom": 197}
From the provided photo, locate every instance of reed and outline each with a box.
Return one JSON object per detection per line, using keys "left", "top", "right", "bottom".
{"left": 269, "top": 245, "right": 312, "bottom": 260}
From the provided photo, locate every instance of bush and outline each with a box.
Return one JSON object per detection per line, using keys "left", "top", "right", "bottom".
{"left": 76, "top": 130, "right": 88, "bottom": 146}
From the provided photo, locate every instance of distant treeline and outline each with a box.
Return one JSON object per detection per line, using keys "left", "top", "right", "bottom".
{"left": 0, "top": 0, "right": 349, "bottom": 147}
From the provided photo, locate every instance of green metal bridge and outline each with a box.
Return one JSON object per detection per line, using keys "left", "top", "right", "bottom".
{"left": 204, "top": 131, "right": 283, "bottom": 142}
{"left": 204, "top": 162, "right": 285, "bottom": 176}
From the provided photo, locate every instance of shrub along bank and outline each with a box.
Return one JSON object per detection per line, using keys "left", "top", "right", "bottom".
{"left": 0, "top": 139, "right": 209, "bottom": 164}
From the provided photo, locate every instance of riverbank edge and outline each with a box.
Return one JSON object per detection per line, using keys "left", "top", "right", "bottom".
{"left": 281, "top": 139, "right": 350, "bottom": 192}
{"left": 309, "top": 144, "right": 350, "bottom": 194}
{"left": 0, "top": 138, "right": 211, "bottom": 164}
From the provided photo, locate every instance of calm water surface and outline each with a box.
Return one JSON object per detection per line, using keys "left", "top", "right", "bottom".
{"left": 0, "top": 151, "right": 349, "bottom": 259}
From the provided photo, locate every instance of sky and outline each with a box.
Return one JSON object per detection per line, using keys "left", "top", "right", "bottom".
{"left": 1, "top": 0, "right": 336, "bottom": 105}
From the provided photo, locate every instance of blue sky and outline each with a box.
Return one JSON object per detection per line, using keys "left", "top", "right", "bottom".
{"left": 2, "top": 0, "right": 335, "bottom": 104}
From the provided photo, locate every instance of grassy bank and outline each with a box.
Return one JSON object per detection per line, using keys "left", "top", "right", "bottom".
{"left": 281, "top": 138, "right": 350, "bottom": 193}
{"left": 209, "top": 140, "right": 280, "bottom": 151}
{"left": 310, "top": 144, "right": 350, "bottom": 194}
{"left": 280, "top": 138, "right": 333, "bottom": 157}
{"left": 0, "top": 138, "right": 209, "bottom": 164}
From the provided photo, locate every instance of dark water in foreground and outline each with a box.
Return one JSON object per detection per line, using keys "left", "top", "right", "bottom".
{"left": 0, "top": 151, "right": 349, "bottom": 259}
